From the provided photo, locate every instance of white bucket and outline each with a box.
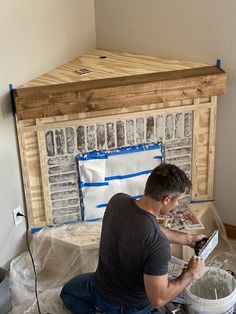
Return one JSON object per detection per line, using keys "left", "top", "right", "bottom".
{"left": 184, "top": 267, "right": 236, "bottom": 314}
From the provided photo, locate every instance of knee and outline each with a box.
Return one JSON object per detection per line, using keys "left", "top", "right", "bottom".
{"left": 60, "top": 284, "right": 67, "bottom": 302}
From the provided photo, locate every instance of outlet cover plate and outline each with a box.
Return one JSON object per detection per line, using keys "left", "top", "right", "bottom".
{"left": 13, "top": 206, "right": 23, "bottom": 226}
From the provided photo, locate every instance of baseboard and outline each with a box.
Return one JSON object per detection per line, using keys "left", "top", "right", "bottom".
{"left": 224, "top": 223, "right": 236, "bottom": 239}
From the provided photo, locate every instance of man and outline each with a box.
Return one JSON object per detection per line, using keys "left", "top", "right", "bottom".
{"left": 61, "top": 163, "right": 205, "bottom": 314}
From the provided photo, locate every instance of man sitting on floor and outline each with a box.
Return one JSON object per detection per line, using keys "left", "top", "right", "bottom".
{"left": 61, "top": 163, "right": 205, "bottom": 314}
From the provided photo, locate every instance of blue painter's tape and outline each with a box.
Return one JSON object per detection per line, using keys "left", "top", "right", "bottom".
{"left": 77, "top": 142, "right": 162, "bottom": 161}
{"left": 83, "top": 217, "right": 103, "bottom": 222}
{"left": 77, "top": 152, "right": 108, "bottom": 161}
{"left": 132, "top": 194, "right": 143, "bottom": 200}
{"left": 31, "top": 226, "right": 53, "bottom": 234}
{"left": 190, "top": 199, "right": 215, "bottom": 203}
{"left": 80, "top": 182, "right": 109, "bottom": 187}
{"left": 31, "top": 227, "right": 43, "bottom": 234}
{"left": 108, "top": 143, "right": 161, "bottom": 157}
{"left": 153, "top": 156, "right": 162, "bottom": 160}
{"left": 105, "top": 169, "right": 152, "bottom": 181}
{"left": 216, "top": 59, "right": 221, "bottom": 69}
{"left": 9, "top": 83, "right": 16, "bottom": 116}
{"left": 96, "top": 203, "right": 107, "bottom": 208}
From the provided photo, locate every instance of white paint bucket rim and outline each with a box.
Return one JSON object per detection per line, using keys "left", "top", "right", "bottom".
{"left": 184, "top": 267, "right": 236, "bottom": 306}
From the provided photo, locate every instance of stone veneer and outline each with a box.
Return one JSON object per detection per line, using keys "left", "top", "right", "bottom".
{"left": 44, "top": 112, "right": 192, "bottom": 224}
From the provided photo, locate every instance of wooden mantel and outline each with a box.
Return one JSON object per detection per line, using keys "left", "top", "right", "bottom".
{"left": 13, "top": 49, "right": 226, "bottom": 121}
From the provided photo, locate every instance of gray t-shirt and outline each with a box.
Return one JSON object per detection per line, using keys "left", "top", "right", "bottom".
{"left": 94, "top": 193, "right": 170, "bottom": 309}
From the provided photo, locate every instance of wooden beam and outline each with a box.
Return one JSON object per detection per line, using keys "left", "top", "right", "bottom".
{"left": 14, "top": 66, "right": 226, "bottom": 120}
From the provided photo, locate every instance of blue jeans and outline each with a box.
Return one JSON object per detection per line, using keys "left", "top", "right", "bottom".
{"left": 60, "top": 272, "right": 155, "bottom": 314}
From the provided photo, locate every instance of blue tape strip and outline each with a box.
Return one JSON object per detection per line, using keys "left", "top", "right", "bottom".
{"left": 108, "top": 143, "right": 161, "bottom": 157}
{"left": 216, "top": 59, "right": 221, "bottom": 69}
{"left": 77, "top": 152, "right": 108, "bottom": 161}
{"left": 9, "top": 83, "right": 16, "bottom": 116}
{"left": 83, "top": 217, "right": 103, "bottom": 222}
{"left": 96, "top": 194, "right": 143, "bottom": 209}
{"left": 190, "top": 199, "right": 215, "bottom": 203}
{"left": 80, "top": 182, "right": 109, "bottom": 187}
{"left": 77, "top": 142, "right": 162, "bottom": 161}
{"left": 153, "top": 156, "right": 162, "bottom": 160}
{"left": 96, "top": 203, "right": 107, "bottom": 208}
{"left": 132, "top": 194, "right": 143, "bottom": 200}
{"left": 31, "top": 227, "right": 43, "bottom": 234}
{"left": 105, "top": 169, "right": 152, "bottom": 181}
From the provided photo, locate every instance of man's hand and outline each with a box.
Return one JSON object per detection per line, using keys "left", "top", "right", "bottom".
{"left": 187, "top": 233, "right": 207, "bottom": 248}
{"left": 160, "top": 226, "right": 207, "bottom": 248}
{"left": 186, "top": 255, "right": 205, "bottom": 279}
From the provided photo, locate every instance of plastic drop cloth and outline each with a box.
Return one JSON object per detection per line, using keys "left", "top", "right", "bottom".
{"left": 206, "top": 205, "right": 236, "bottom": 277}
{"left": 9, "top": 221, "right": 102, "bottom": 314}
{"left": 9, "top": 204, "right": 236, "bottom": 313}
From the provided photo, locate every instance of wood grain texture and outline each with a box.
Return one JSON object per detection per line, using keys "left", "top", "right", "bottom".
{"left": 13, "top": 49, "right": 226, "bottom": 120}
{"left": 14, "top": 69, "right": 226, "bottom": 120}
{"left": 18, "top": 49, "right": 210, "bottom": 88}
{"left": 192, "top": 97, "right": 216, "bottom": 200}
{"left": 17, "top": 125, "right": 46, "bottom": 227}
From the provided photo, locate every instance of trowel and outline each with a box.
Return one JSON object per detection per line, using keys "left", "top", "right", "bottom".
{"left": 194, "top": 230, "right": 219, "bottom": 260}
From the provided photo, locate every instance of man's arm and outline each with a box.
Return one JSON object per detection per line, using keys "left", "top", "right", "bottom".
{"left": 159, "top": 225, "right": 206, "bottom": 248}
{"left": 144, "top": 256, "right": 204, "bottom": 308}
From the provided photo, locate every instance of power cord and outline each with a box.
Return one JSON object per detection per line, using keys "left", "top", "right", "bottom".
{"left": 17, "top": 212, "right": 42, "bottom": 314}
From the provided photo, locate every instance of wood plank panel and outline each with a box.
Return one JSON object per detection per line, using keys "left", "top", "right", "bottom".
{"left": 18, "top": 49, "right": 210, "bottom": 88}
{"left": 17, "top": 126, "right": 46, "bottom": 227}
{"left": 37, "top": 129, "right": 53, "bottom": 225}
{"left": 192, "top": 98, "right": 216, "bottom": 200}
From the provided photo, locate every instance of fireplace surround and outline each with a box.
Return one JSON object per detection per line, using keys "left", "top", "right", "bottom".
{"left": 13, "top": 49, "right": 226, "bottom": 228}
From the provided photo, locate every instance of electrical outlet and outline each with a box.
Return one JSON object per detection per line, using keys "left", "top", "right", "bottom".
{"left": 12, "top": 206, "right": 23, "bottom": 226}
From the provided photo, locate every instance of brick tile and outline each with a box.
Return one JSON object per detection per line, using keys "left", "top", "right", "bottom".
{"left": 165, "top": 114, "right": 174, "bottom": 140}
{"left": 96, "top": 124, "right": 106, "bottom": 150}
{"left": 107, "top": 122, "right": 115, "bottom": 148}
{"left": 55, "top": 129, "right": 65, "bottom": 155}
{"left": 116, "top": 121, "right": 125, "bottom": 147}
{"left": 45, "top": 130, "right": 55, "bottom": 156}
{"left": 156, "top": 115, "right": 164, "bottom": 141}
{"left": 48, "top": 164, "right": 75, "bottom": 175}
{"left": 77, "top": 126, "right": 86, "bottom": 152}
{"left": 146, "top": 116, "right": 155, "bottom": 142}
{"left": 136, "top": 117, "right": 145, "bottom": 143}
{"left": 175, "top": 113, "right": 184, "bottom": 139}
{"left": 184, "top": 112, "right": 192, "bottom": 137}
{"left": 66, "top": 127, "right": 75, "bottom": 154}
{"left": 126, "top": 119, "right": 135, "bottom": 145}
{"left": 86, "top": 125, "right": 96, "bottom": 151}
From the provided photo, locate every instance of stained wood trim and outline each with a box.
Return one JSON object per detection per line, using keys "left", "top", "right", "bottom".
{"left": 224, "top": 223, "right": 236, "bottom": 239}
{"left": 16, "top": 101, "right": 216, "bottom": 134}
{"left": 15, "top": 66, "right": 225, "bottom": 96}
{"left": 16, "top": 128, "right": 35, "bottom": 227}
{"left": 207, "top": 97, "right": 217, "bottom": 197}
{"left": 191, "top": 102, "right": 199, "bottom": 199}
{"left": 37, "top": 130, "right": 53, "bottom": 225}
{"left": 14, "top": 66, "right": 226, "bottom": 120}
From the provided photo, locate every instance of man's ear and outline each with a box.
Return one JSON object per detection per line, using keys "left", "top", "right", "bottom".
{"left": 162, "top": 195, "right": 172, "bottom": 205}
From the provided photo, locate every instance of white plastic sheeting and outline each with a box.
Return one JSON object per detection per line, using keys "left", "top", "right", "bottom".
{"left": 77, "top": 143, "right": 162, "bottom": 221}
{"left": 8, "top": 204, "right": 236, "bottom": 313}
{"left": 9, "top": 221, "right": 102, "bottom": 314}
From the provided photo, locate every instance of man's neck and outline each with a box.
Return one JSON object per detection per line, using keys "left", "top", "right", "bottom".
{"left": 135, "top": 196, "right": 162, "bottom": 217}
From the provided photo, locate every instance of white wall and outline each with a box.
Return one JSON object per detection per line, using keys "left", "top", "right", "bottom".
{"left": 0, "top": 0, "right": 96, "bottom": 268}
{"left": 94, "top": 0, "right": 236, "bottom": 225}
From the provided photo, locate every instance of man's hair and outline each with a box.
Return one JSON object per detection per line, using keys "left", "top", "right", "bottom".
{"left": 144, "top": 163, "right": 192, "bottom": 201}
